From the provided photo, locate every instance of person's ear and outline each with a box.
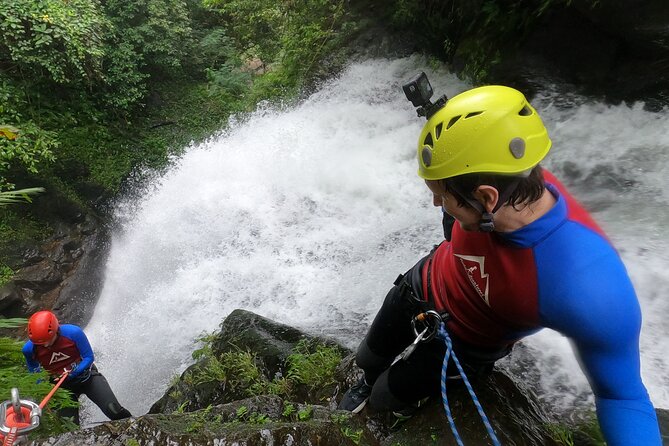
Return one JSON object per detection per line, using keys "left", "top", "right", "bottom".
{"left": 472, "top": 185, "right": 499, "bottom": 213}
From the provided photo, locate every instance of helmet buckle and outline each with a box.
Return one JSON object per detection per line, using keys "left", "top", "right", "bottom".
{"left": 479, "top": 212, "right": 495, "bottom": 232}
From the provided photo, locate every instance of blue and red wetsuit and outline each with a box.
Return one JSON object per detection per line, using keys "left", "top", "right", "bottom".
{"left": 422, "top": 171, "right": 661, "bottom": 444}
{"left": 22, "top": 324, "right": 94, "bottom": 380}
{"left": 22, "top": 324, "right": 131, "bottom": 424}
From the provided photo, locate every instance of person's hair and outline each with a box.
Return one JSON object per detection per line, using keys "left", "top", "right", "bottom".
{"left": 440, "top": 165, "right": 545, "bottom": 209}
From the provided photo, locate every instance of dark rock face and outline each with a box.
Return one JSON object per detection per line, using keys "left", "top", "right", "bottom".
{"left": 487, "top": 3, "right": 669, "bottom": 107}
{"left": 571, "top": 0, "right": 669, "bottom": 52}
{"left": 0, "top": 212, "right": 108, "bottom": 331}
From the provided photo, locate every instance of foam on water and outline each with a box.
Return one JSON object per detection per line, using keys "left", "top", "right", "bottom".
{"left": 82, "top": 56, "right": 669, "bottom": 422}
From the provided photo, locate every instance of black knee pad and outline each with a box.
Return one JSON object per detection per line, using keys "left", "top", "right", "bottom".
{"left": 368, "top": 369, "right": 408, "bottom": 411}
{"left": 356, "top": 339, "right": 392, "bottom": 374}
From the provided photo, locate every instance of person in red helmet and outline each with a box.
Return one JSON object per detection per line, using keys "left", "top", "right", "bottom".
{"left": 22, "top": 310, "right": 131, "bottom": 425}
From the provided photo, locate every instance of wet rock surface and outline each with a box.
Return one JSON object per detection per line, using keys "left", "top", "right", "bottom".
{"left": 0, "top": 212, "right": 108, "bottom": 332}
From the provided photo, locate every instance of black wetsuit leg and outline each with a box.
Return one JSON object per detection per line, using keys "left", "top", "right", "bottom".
{"left": 64, "top": 366, "right": 132, "bottom": 422}
{"left": 79, "top": 371, "right": 132, "bottom": 420}
{"left": 355, "top": 282, "right": 418, "bottom": 384}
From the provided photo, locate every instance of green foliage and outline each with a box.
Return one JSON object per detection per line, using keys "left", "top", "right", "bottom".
{"left": 205, "top": 0, "right": 351, "bottom": 100}
{"left": 0, "top": 208, "right": 50, "bottom": 264}
{"left": 282, "top": 401, "right": 296, "bottom": 417}
{"left": 233, "top": 405, "right": 269, "bottom": 425}
{"left": 236, "top": 405, "right": 248, "bottom": 419}
{"left": 546, "top": 423, "right": 575, "bottom": 446}
{"left": 202, "top": 29, "right": 252, "bottom": 97}
{"left": 0, "top": 318, "right": 26, "bottom": 329}
{"left": 105, "top": 0, "right": 192, "bottom": 70}
{"left": 0, "top": 0, "right": 108, "bottom": 85}
{"left": 100, "top": 0, "right": 194, "bottom": 112}
{"left": 191, "top": 337, "right": 270, "bottom": 397}
{"left": 573, "top": 414, "right": 606, "bottom": 445}
{"left": 185, "top": 404, "right": 214, "bottom": 432}
{"left": 0, "top": 123, "right": 57, "bottom": 188}
{"left": 341, "top": 426, "right": 363, "bottom": 444}
{"left": 0, "top": 78, "right": 55, "bottom": 189}
{"left": 0, "top": 332, "right": 78, "bottom": 438}
{"left": 1, "top": 260, "right": 15, "bottom": 286}
{"left": 546, "top": 415, "right": 606, "bottom": 446}
{"left": 248, "top": 412, "right": 269, "bottom": 424}
{"left": 189, "top": 334, "right": 342, "bottom": 405}
{"left": 296, "top": 404, "right": 313, "bottom": 421}
{"left": 286, "top": 340, "right": 342, "bottom": 391}
{"left": 174, "top": 400, "right": 188, "bottom": 414}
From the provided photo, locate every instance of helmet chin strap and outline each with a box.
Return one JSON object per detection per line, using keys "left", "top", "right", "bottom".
{"left": 449, "top": 177, "right": 523, "bottom": 233}
{"left": 462, "top": 198, "right": 496, "bottom": 232}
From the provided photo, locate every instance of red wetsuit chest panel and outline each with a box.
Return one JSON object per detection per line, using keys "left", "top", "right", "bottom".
{"left": 427, "top": 226, "right": 541, "bottom": 347}
{"left": 34, "top": 336, "right": 82, "bottom": 375}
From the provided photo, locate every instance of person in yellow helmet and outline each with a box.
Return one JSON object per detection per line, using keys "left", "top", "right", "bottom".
{"left": 338, "top": 81, "right": 661, "bottom": 445}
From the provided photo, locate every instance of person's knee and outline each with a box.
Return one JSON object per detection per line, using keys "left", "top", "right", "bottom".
{"left": 105, "top": 401, "right": 132, "bottom": 420}
{"left": 368, "top": 370, "right": 407, "bottom": 411}
{"left": 356, "top": 339, "right": 391, "bottom": 375}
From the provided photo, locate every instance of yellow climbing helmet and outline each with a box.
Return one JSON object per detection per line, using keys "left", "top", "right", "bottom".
{"left": 417, "top": 85, "right": 551, "bottom": 180}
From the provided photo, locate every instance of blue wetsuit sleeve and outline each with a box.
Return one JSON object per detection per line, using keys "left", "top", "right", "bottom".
{"left": 22, "top": 341, "right": 41, "bottom": 373}
{"left": 573, "top": 316, "right": 661, "bottom": 445}
{"left": 537, "top": 226, "right": 661, "bottom": 445}
{"left": 60, "top": 324, "right": 94, "bottom": 377}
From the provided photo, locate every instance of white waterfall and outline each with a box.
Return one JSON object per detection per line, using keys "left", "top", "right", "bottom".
{"left": 82, "top": 56, "right": 669, "bottom": 422}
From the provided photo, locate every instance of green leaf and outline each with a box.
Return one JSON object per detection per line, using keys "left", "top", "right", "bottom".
{"left": 0, "top": 187, "right": 45, "bottom": 207}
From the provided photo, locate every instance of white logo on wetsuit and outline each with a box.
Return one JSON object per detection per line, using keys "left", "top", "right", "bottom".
{"left": 49, "top": 351, "right": 71, "bottom": 365}
{"left": 454, "top": 254, "right": 490, "bottom": 305}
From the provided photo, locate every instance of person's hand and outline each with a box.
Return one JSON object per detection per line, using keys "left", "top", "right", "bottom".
{"left": 58, "top": 365, "right": 75, "bottom": 380}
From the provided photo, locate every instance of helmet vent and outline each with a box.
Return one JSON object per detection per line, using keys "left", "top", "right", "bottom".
{"left": 423, "top": 132, "right": 434, "bottom": 147}
{"left": 421, "top": 146, "right": 433, "bottom": 167}
{"left": 518, "top": 105, "right": 532, "bottom": 116}
{"left": 435, "top": 123, "right": 443, "bottom": 140}
{"left": 464, "top": 111, "right": 483, "bottom": 119}
{"left": 446, "top": 115, "right": 461, "bottom": 130}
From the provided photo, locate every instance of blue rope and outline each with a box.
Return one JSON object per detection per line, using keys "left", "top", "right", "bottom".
{"left": 437, "top": 322, "right": 501, "bottom": 446}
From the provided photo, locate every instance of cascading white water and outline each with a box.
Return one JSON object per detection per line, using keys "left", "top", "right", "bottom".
{"left": 82, "top": 56, "right": 669, "bottom": 422}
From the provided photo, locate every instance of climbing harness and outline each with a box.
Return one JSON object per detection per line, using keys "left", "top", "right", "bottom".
{"left": 402, "top": 311, "right": 502, "bottom": 446}
{"left": 0, "top": 372, "right": 69, "bottom": 446}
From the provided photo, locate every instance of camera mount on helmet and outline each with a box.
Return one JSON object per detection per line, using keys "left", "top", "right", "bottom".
{"left": 402, "top": 72, "right": 447, "bottom": 120}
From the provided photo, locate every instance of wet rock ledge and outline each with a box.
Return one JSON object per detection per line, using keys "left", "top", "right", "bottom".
{"left": 34, "top": 309, "right": 669, "bottom": 446}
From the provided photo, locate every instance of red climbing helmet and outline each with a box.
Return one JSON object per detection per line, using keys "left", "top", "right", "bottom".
{"left": 27, "top": 310, "right": 60, "bottom": 345}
